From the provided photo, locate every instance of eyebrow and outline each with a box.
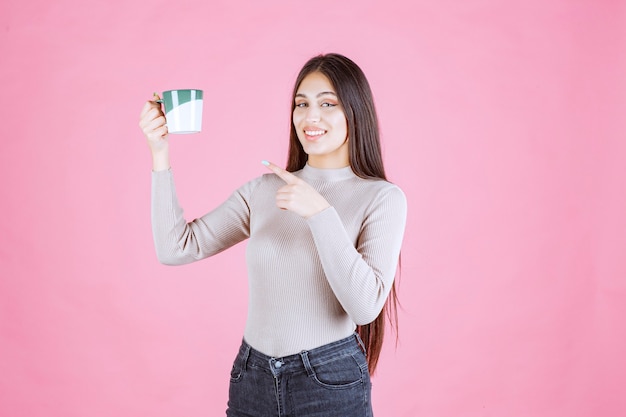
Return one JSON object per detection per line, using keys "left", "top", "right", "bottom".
{"left": 295, "top": 91, "right": 337, "bottom": 98}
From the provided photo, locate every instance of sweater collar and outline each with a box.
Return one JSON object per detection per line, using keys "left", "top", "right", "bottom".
{"left": 300, "top": 163, "right": 356, "bottom": 182}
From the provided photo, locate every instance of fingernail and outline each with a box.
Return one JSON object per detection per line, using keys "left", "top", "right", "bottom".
{"left": 261, "top": 160, "right": 270, "bottom": 166}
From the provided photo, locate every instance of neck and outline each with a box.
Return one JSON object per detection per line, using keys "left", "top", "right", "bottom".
{"left": 301, "top": 163, "right": 355, "bottom": 181}
{"left": 307, "top": 155, "right": 350, "bottom": 169}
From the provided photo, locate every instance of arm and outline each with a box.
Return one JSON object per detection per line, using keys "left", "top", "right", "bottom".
{"left": 151, "top": 170, "right": 257, "bottom": 265}
{"left": 140, "top": 94, "right": 254, "bottom": 265}
{"left": 307, "top": 186, "right": 407, "bottom": 325}
{"left": 261, "top": 161, "right": 407, "bottom": 324}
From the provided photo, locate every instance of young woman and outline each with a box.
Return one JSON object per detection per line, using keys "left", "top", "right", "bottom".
{"left": 139, "top": 53, "right": 407, "bottom": 417}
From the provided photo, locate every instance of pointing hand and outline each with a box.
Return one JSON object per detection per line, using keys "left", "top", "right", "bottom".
{"left": 262, "top": 161, "right": 330, "bottom": 219}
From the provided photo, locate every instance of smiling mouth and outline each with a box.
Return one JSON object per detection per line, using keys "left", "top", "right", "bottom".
{"left": 304, "top": 129, "right": 326, "bottom": 138}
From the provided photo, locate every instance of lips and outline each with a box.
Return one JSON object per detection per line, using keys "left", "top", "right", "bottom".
{"left": 303, "top": 127, "right": 327, "bottom": 140}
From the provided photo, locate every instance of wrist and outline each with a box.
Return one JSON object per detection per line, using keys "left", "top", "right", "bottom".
{"left": 305, "top": 203, "right": 331, "bottom": 220}
{"left": 151, "top": 148, "right": 170, "bottom": 171}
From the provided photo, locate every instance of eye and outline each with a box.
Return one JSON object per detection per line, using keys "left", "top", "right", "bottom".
{"left": 321, "top": 102, "right": 337, "bottom": 108}
{"left": 295, "top": 102, "right": 308, "bottom": 108}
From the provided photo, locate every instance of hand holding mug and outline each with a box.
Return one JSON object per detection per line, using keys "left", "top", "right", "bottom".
{"left": 139, "top": 89, "right": 204, "bottom": 151}
{"left": 139, "top": 93, "right": 169, "bottom": 153}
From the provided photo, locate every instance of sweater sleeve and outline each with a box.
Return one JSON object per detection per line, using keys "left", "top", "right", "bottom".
{"left": 151, "top": 169, "right": 256, "bottom": 265}
{"left": 306, "top": 184, "right": 407, "bottom": 325}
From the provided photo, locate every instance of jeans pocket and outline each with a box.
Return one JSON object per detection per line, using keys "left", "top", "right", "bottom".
{"left": 229, "top": 361, "right": 243, "bottom": 383}
{"left": 229, "top": 347, "right": 249, "bottom": 383}
{"left": 310, "top": 352, "right": 363, "bottom": 390}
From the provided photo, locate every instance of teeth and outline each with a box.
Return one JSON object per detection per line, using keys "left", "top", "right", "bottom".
{"left": 305, "top": 130, "right": 325, "bottom": 136}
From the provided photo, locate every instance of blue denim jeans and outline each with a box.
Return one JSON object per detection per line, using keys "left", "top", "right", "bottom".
{"left": 226, "top": 333, "right": 373, "bottom": 417}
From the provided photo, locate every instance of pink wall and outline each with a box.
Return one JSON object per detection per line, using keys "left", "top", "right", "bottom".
{"left": 1, "top": 1, "right": 625, "bottom": 416}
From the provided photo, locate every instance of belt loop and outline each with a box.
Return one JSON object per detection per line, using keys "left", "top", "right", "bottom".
{"left": 299, "top": 351, "right": 315, "bottom": 377}
{"left": 241, "top": 344, "right": 251, "bottom": 371}
{"left": 354, "top": 332, "right": 367, "bottom": 354}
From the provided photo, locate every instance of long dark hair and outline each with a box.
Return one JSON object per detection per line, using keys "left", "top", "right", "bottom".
{"left": 286, "top": 53, "right": 399, "bottom": 374}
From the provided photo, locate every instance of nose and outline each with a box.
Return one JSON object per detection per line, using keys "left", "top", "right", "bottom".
{"left": 305, "top": 105, "right": 321, "bottom": 122}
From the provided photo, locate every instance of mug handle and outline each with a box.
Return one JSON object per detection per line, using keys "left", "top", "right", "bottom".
{"left": 153, "top": 92, "right": 163, "bottom": 104}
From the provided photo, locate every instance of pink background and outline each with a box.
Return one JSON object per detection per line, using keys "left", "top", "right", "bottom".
{"left": 1, "top": 1, "right": 625, "bottom": 416}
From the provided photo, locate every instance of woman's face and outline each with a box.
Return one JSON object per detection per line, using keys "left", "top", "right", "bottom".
{"left": 292, "top": 72, "right": 349, "bottom": 169}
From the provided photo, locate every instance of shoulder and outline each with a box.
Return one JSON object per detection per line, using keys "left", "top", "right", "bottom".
{"left": 238, "top": 172, "right": 284, "bottom": 188}
{"left": 233, "top": 172, "right": 284, "bottom": 199}
{"left": 355, "top": 177, "right": 406, "bottom": 203}
{"left": 354, "top": 178, "right": 407, "bottom": 219}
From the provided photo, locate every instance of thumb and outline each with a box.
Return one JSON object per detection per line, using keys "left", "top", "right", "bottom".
{"left": 140, "top": 93, "right": 163, "bottom": 118}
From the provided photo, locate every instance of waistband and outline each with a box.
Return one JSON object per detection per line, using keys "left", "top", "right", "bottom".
{"left": 236, "top": 333, "right": 367, "bottom": 377}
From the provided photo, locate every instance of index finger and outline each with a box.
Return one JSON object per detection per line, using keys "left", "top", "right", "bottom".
{"left": 261, "top": 160, "right": 300, "bottom": 184}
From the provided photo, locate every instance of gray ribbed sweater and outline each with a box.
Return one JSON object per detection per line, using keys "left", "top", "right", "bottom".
{"left": 151, "top": 164, "right": 407, "bottom": 357}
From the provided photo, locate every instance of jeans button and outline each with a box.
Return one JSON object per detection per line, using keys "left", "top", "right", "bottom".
{"left": 275, "top": 360, "right": 283, "bottom": 368}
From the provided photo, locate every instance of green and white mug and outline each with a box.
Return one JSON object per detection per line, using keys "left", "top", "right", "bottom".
{"left": 158, "top": 89, "right": 203, "bottom": 134}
